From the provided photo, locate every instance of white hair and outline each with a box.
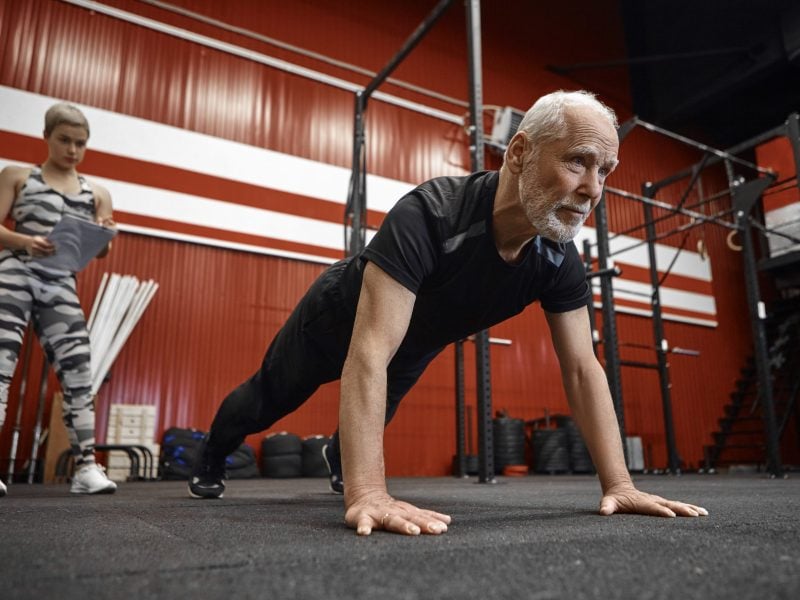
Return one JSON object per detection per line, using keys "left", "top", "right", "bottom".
{"left": 515, "top": 90, "right": 617, "bottom": 148}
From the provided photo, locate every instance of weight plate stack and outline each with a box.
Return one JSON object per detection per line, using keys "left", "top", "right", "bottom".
{"left": 493, "top": 416, "right": 526, "bottom": 474}
{"left": 532, "top": 428, "right": 570, "bottom": 474}
{"left": 301, "top": 435, "right": 330, "bottom": 477}
{"left": 563, "top": 419, "right": 595, "bottom": 473}
{"left": 261, "top": 431, "right": 303, "bottom": 478}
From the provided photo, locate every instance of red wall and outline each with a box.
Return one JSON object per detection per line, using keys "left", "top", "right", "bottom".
{"left": 0, "top": 0, "right": 776, "bottom": 476}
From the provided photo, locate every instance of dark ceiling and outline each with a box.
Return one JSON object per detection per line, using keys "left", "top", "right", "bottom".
{"left": 617, "top": 0, "right": 800, "bottom": 148}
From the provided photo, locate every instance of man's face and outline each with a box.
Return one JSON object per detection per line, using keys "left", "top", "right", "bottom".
{"left": 518, "top": 106, "right": 619, "bottom": 243}
{"left": 45, "top": 124, "right": 88, "bottom": 170}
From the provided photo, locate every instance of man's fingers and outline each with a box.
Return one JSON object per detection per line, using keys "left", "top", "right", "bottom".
{"left": 420, "top": 509, "right": 452, "bottom": 524}
{"left": 381, "top": 513, "right": 421, "bottom": 536}
{"left": 405, "top": 512, "right": 448, "bottom": 534}
{"left": 664, "top": 500, "right": 708, "bottom": 517}
{"left": 355, "top": 516, "right": 374, "bottom": 536}
{"left": 598, "top": 496, "right": 617, "bottom": 515}
{"left": 601, "top": 491, "right": 709, "bottom": 519}
{"left": 352, "top": 510, "right": 449, "bottom": 536}
{"left": 382, "top": 512, "right": 447, "bottom": 535}
{"left": 645, "top": 501, "right": 677, "bottom": 518}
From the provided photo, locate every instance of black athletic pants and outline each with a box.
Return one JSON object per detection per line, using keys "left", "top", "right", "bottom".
{"left": 207, "top": 265, "right": 442, "bottom": 461}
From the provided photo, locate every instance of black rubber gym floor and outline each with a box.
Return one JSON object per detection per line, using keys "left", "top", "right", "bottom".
{"left": 2, "top": 474, "right": 799, "bottom": 600}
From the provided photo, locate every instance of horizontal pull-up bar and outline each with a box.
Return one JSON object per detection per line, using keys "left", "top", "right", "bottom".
{"left": 604, "top": 186, "right": 739, "bottom": 230}
{"left": 607, "top": 207, "right": 737, "bottom": 258}
{"left": 620, "top": 360, "right": 659, "bottom": 370}
{"left": 609, "top": 186, "right": 733, "bottom": 241}
{"left": 749, "top": 217, "right": 800, "bottom": 246}
{"left": 651, "top": 116, "right": 795, "bottom": 191}
{"left": 586, "top": 266, "right": 622, "bottom": 279}
{"left": 598, "top": 340, "right": 702, "bottom": 357}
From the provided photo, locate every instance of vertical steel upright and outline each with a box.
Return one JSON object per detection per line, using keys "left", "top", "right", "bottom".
{"left": 641, "top": 183, "right": 681, "bottom": 474}
{"left": 593, "top": 193, "right": 627, "bottom": 462}
{"left": 788, "top": 114, "right": 800, "bottom": 188}
{"left": 465, "top": 0, "right": 494, "bottom": 483}
{"left": 345, "top": 0, "right": 455, "bottom": 257}
{"left": 454, "top": 340, "right": 467, "bottom": 477}
{"left": 582, "top": 239, "right": 600, "bottom": 357}
{"left": 346, "top": 91, "right": 367, "bottom": 257}
{"left": 731, "top": 177, "right": 783, "bottom": 477}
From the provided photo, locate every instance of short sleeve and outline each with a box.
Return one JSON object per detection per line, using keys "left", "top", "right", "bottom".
{"left": 539, "top": 242, "right": 591, "bottom": 313}
{"left": 361, "top": 194, "right": 440, "bottom": 294}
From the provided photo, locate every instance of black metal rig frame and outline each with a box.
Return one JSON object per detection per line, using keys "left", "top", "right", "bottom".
{"left": 589, "top": 114, "right": 799, "bottom": 477}
{"left": 344, "top": 0, "right": 799, "bottom": 481}
{"left": 344, "top": 0, "right": 496, "bottom": 483}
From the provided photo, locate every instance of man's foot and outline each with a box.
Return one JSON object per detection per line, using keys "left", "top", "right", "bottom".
{"left": 188, "top": 438, "right": 226, "bottom": 499}
{"left": 0, "top": 478, "right": 7, "bottom": 498}
{"left": 321, "top": 443, "right": 343, "bottom": 495}
{"left": 70, "top": 463, "right": 118, "bottom": 494}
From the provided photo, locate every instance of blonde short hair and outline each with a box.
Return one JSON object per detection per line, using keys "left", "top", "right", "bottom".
{"left": 44, "top": 102, "right": 90, "bottom": 137}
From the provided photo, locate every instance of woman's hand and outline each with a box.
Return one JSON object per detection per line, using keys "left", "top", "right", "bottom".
{"left": 97, "top": 216, "right": 117, "bottom": 230}
{"left": 24, "top": 235, "right": 55, "bottom": 257}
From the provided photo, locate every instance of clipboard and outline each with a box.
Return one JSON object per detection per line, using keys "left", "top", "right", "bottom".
{"left": 34, "top": 215, "right": 117, "bottom": 272}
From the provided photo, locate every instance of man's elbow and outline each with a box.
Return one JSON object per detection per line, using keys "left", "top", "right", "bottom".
{"left": 561, "top": 357, "right": 606, "bottom": 387}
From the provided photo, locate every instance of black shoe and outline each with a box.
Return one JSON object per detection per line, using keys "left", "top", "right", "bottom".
{"left": 321, "top": 443, "right": 344, "bottom": 495}
{"left": 188, "top": 438, "right": 226, "bottom": 499}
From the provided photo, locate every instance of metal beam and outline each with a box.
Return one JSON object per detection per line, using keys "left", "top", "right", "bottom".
{"left": 650, "top": 117, "right": 794, "bottom": 193}
{"left": 465, "top": 0, "right": 494, "bottom": 485}
{"left": 345, "top": 0, "right": 456, "bottom": 257}
{"left": 642, "top": 183, "right": 680, "bottom": 474}
{"left": 731, "top": 176, "right": 783, "bottom": 477}
{"left": 594, "top": 192, "right": 628, "bottom": 465}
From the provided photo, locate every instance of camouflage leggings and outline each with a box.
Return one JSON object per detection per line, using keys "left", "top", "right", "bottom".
{"left": 0, "top": 251, "right": 96, "bottom": 465}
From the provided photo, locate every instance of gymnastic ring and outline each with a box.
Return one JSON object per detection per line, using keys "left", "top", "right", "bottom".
{"left": 726, "top": 229, "right": 742, "bottom": 251}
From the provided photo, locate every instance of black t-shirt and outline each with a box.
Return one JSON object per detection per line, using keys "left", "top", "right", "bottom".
{"left": 336, "top": 170, "right": 590, "bottom": 355}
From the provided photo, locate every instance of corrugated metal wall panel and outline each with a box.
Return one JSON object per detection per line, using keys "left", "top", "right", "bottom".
{"left": 0, "top": 0, "right": 774, "bottom": 477}
{"left": 74, "top": 232, "right": 340, "bottom": 454}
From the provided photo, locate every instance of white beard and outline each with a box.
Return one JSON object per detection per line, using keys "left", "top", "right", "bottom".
{"left": 518, "top": 169, "right": 587, "bottom": 243}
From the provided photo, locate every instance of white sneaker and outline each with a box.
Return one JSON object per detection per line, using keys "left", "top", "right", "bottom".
{"left": 0, "top": 478, "right": 6, "bottom": 497}
{"left": 70, "top": 463, "right": 118, "bottom": 495}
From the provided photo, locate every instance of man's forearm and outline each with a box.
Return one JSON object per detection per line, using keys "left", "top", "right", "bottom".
{"left": 563, "top": 362, "right": 633, "bottom": 493}
{"left": 339, "top": 354, "right": 390, "bottom": 505}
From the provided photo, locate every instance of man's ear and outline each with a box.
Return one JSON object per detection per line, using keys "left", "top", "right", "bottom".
{"left": 505, "top": 131, "right": 528, "bottom": 174}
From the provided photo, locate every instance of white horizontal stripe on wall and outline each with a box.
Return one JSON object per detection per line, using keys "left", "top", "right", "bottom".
{"left": 96, "top": 176, "right": 347, "bottom": 251}
{"left": 0, "top": 85, "right": 421, "bottom": 214}
{"left": 595, "top": 302, "right": 718, "bottom": 328}
{"left": 121, "top": 224, "right": 338, "bottom": 265}
{"left": 592, "top": 279, "right": 716, "bottom": 316}
{"left": 575, "top": 227, "right": 712, "bottom": 283}
{"left": 0, "top": 159, "right": 344, "bottom": 250}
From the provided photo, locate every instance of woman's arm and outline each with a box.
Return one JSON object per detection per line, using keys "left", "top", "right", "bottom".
{"left": 91, "top": 182, "right": 115, "bottom": 258}
{"left": 0, "top": 166, "right": 55, "bottom": 256}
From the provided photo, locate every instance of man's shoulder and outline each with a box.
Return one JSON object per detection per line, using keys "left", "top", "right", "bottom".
{"left": 415, "top": 170, "right": 496, "bottom": 196}
{"left": 408, "top": 170, "right": 497, "bottom": 219}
